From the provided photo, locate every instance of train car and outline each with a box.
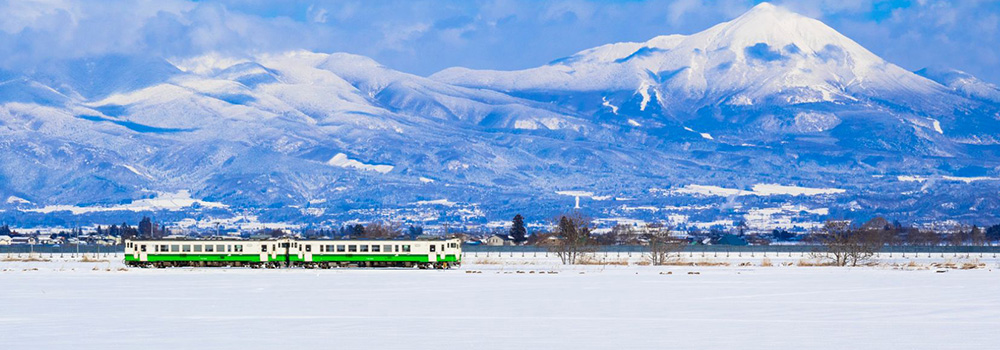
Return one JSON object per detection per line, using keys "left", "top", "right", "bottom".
{"left": 124, "top": 238, "right": 279, "bottom": 268}
{"left": 290, "top": 238, "right": 462, "bottom": 269}
{"left": 124, "top": 238, "right": 461, "bottom": 269}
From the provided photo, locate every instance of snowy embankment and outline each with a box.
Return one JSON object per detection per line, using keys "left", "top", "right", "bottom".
{"left": 1, "top": 254, "right": 998, "bottom": 349}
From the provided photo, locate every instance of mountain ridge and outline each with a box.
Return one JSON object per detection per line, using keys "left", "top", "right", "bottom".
{"left": 1, "top": 2, "right": 999, "bottom": 229}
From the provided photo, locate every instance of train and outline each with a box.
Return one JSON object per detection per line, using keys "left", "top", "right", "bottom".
{"left": 124, "top": 238, "right": 462, "bottom": 269}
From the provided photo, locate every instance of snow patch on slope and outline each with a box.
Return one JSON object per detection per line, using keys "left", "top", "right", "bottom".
{"left": 413, "top": 199, "right": 457, "bottom": 207}
{"left": 6, "top": 196, "right": 31, "bottom": 205}
{"left": 673, "top": 183, "right": 845, "bottom": 197}
{"left": 898, "top": 175, "right": 998, "bottom": 183}
{"left": 27, "top": 190, "right": 226, "bottom": 214}
{"left": 327, "top": 153, "right": 394, "bottom": 174}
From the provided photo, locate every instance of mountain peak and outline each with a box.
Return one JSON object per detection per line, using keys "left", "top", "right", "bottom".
{"left": 746, "top": 2, "right": 781, "bottom": 14}
{"left": 701, "top": 2, "right": 863, "bottom": 57}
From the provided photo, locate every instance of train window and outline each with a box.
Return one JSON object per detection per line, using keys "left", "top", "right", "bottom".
{"left": 261, "top": 245, "right": 267, "bottom": 252}
{"left": 429, "top": 245, "right": 436, "bottom": 252}
{"left": 140, "top": 245, "right": 147, "bottom": 252}
{"left": 337, "top": 245, "right": 346, "bottom": 252}
{"left": 206, "top": 245, "right": 214, "bottom": 252}
{"left": 218, "top": 245, "right": 226, "bottom": 252}
{"left": 170, "top": 245, "right": 179, "bottom": 252}
{"left": 360, "top": 245, "right": 368, "bottom": 252}
{"left": 348, "top": 245, "right": 357, "bottom": 252}
{"left": 194, "top": 245, "right": 202, "bottom": 252}
{"left": 394, "top": 245, "right": 399, "bottom": 252}
{"left": 371, "top": 245, "right": 380, "bottom": 252}
{"left": 402, "top": 245, "right": 411, "bottom": 252}
{"left": 154, "top": 245, "right": 159, "bottom": 252}
{"left": 182, "top": 245, "right": 191, "bottom": 252}
{"left": 235, "top": 245, "right": 243, "bottom": 252}
{"left": 160, "top": 245, "right": 168, "bottom": 252}
{"left": 319, "top": 245, "right": 324, "bottom": 252}
{"left": 384, "top": 245, "right": 393, "bottom": 252}
{"left": 326, "top": 245, "right": 335, "bottom": 252}
{"left": 305, "top": 245, "right": 312, "bottom": 252}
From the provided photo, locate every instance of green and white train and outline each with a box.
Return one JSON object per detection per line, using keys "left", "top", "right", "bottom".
{"left": 124, "top": 238, "right": 462, "bottom": 269}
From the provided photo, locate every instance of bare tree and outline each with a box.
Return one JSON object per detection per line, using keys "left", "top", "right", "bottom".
{"left": 817, "top": 220, "right": 884, "bottom": 266}
{"left": 549, "top": 212, "right": 595, "bottom": 264}
{"left": 597, "top": 224, "right": 639, "bottom": 246}
{"left": 362, "top": 222, "right": 403, "bottom": 239}
{"left": 640, "top": 223, "right": 684, "bottom": 265}
{"left": 908, "top": 229, "right": 940, "bottom": 247}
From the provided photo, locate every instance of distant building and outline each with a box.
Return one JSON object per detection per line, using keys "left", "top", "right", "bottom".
{"left": 11, "top": 236, "right": 35, "bottom": 245}
{"left": 484, "top": 234, "right": 513, "bottom": 246}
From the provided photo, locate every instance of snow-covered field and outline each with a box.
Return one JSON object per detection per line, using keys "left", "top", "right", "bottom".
{"left": 2, "top": 254, "right": 998, "bottom": 349}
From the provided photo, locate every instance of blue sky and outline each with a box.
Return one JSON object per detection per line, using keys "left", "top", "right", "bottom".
{"left": 1, "top": 0, "right": 998, "bottom": 84}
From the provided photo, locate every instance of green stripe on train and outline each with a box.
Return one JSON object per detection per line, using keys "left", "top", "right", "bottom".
{"left": 293, "top": 254, "right": 460, "bottom": 262}
{"left": 125, "top": 254, "right": 261, "bottom": 262}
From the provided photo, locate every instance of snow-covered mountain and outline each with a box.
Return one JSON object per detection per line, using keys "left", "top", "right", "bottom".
{"left": 2, "top": 3, "right": 999, "bottom": 228}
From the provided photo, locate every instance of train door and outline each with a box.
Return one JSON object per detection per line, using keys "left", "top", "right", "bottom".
{"left": 139, "top": 243, "right": 148, "bottom": 262}
{"left": 304, "top": 243, "right": 313, "bottom": 262}
{"left": 428, "top": 244, "right": 437, "bottom": 262}
{"left": 260, "top": 242, "right": 268, "bottom": 263}
{"left": 282, "top": 240, "right": 291, "bottom": 267}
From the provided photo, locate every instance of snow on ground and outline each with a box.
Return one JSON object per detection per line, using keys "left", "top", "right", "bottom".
{"left": 1, "top": 253, "right": 998, "bottom": 349}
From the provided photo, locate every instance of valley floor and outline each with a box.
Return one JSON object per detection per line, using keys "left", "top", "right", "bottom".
{"left": 1, "top": 255, "right": 998, "bottom": 349}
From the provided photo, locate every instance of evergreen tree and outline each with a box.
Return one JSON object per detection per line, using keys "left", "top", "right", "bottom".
{"left": 350, "top": 224, "right": 365, "bottom": 238}
{"left": 408, "top": 225, "right": 423, "bottom": 239}
{"left": 139, "top": 217, "right": 153, "bottom": 238}
{"left": 509, "top": 214, "right": 527, "bottom": 244}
